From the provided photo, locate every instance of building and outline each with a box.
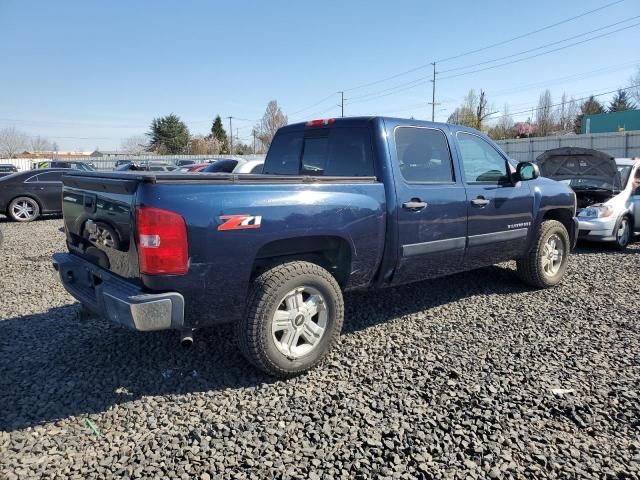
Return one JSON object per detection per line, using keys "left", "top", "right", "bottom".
{"left": 90, "top": 149, "right": 128, "bottom": 158}
{"left": 581, "top": 110, "right": 640, "bottom": 134}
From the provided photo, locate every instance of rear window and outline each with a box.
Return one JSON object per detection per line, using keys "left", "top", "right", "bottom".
{"left": 264, "top": 127, "right": 374, "bottom": 177}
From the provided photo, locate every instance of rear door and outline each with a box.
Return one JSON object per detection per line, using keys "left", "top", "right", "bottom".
{"left": 388, "top": 124, "right": 468, "bottom": 284}
{"left": 25, "top": 171, "right": 64, "bottom": 211}
{"left": 453, "top": 130, "right": 533, "bottom": 268}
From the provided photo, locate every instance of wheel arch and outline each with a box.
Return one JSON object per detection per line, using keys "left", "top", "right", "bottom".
{"left": 542, "top": 208, "right": 575, "bottom": 246}
{"left": 251, "top": 235, "right": 353, "bottom": 288}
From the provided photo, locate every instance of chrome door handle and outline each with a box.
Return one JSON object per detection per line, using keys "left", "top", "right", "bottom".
{"left": 471, "top": 196, "right": 490, "bottom": 207}
{"left": 402, "top": 199, "right": 428, "bottom": 211}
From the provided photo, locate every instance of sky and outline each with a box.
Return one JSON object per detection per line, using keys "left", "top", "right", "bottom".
{"left": 1, "top": 0, "right": 639, "bottom": 151}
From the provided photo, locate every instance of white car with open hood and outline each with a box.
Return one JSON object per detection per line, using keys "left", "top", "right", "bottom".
{"left": 537, "top": 147, "right": 640, "bottom": 250}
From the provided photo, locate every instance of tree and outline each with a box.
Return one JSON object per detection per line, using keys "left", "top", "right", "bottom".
{"left": 120, "top": 135, "right": 147, "bottom": 155}
{"left": 574, "top": 96, "right": 604, "bottom": 133}
{"left": 535, "top": 89, "right": 555, "bottom": 137}
{"left": 556, "top": 93, "right": 578, "bottom": 134}
{"left": 446, "top": 107, "right": 475, "bottom": 127}
{"left": 0, "top": 127, "right": 29, "bottom": 158}
{"left": 147, "top": 114, "right": 190, "bottom": 154}
{"left": 608, "top": 89, "right": 636, "bottom": 112}
{"left": 629, "top": 66, "right": 640, "bottom": 105}
{"left": 487, "top": 103, "right": 516, "bottom": 140}
{"left": 447, "top": 90, "right": 494, "bottom": 130}
{"left": 254, "top": 100, "right": 287, "bottom": 148}
{"left": 28, "top": 135, "right": 53, "bottom": 152}
{"left": 189, "top": 135, "right": 209, "bottom": 155}
{"left": 474, "top": 90, "right": 494, "bottom": 131}
{"left": 513, "top": 122, "right": 537, "bottom": 138}
{"left": 210, "top": 115, "right": 229, "bottom": 153}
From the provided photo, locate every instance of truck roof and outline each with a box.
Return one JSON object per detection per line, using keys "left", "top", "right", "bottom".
{"left": 281, "top": 116, "right": 454, "bottom": 132}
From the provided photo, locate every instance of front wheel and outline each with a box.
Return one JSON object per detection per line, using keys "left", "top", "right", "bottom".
{"left": 236, "top": 261, "right": 344, "bottom": 377}
{"left": 614, "top": 216, "right": 631, "bottom": 250}
{"left": 516, "top": 220, "right": 570, "bottom": 288}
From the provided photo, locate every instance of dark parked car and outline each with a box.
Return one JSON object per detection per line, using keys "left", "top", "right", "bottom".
{"left": 114, "top": 159, "right": 134, "bottom": 168}
{"left": 54, "top": 117, "right": 578, "bottom": 377}
{"left": 200, "top": 159, "right": 240, "bottom": 173}
{"left": 33, "top": 160, "right": 95, "bottom": 171}
{"left": 0, "top": 164, "right": 19, "bottom": 178}
{"left": 0, "top": 169, "right": 66, "bottom": 221}
{"left": 175, "top": 159, "right": 197, "bottom": 167}
{"left": 114, "top": 162, "right": 173, "bottom": 172}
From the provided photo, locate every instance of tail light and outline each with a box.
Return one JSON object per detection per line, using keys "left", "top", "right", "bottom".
{"left": 306, "top": 118, "right": 335, "bottom": 127}
{"left": 136, "top": 206, "right": 188, "bottom": 275}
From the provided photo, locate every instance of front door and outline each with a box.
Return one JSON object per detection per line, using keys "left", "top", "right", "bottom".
{"left": 632, "top": 167, "right": 640, "bottom": 230}
{"left": 453, "top": 131, "right": 534, "bottom": 269}
{"left": 390, "top": 124, "right": 468, "bottom": 285}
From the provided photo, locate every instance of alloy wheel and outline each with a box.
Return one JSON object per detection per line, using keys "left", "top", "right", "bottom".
{"left": 541, "top": 233, "right": 564, "bottom": 277}
{"left": 271, "top": 286, "right": 328, "bottom": 359}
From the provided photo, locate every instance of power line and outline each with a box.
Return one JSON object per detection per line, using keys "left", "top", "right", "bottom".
{"left": 346, "top": 18, "right": 640, "bottom": 105}
{"left": 439, "top": 21, "right": 640, "bottom": 80}
{"left": 286, "top": 93, "right": 337, "bottom": 117}
{"left": 438, "top": 16, "right": 640, "bottom": 74}
{"left": 487, "top": 60, "right": 640, "bottom": 98}
{"left": 340, "top": 0, "right": 625, "bottom": 94}
{"left": 493, "top": 84, "right": 639, "bottom": 121}
{"left": 437, "top": 0, "right": 626, "bottom": 62}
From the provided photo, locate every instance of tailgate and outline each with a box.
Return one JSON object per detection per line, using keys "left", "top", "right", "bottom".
{"left": 62, "top": 174, "right": 141, "bottom": 281}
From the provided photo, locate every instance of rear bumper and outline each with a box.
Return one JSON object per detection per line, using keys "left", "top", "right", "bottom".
{"left": 52, "top": 252, "right": 184, "bottom": 331}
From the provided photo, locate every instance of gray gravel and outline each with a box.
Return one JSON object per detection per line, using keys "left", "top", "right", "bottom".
{"left": 0, "top": 217, "right": 639, "bottom": 479}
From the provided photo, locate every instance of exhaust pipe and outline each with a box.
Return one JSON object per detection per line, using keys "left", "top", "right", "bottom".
{"left": 180, "top": 330, "right": 194, "bottom": 348}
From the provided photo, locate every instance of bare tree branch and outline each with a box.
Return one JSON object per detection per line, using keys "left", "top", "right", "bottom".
{"left": 0, "top": 127, "right": 29, "bottom": 158}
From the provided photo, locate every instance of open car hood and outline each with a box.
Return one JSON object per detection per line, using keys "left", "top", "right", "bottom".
{"left": 536, "top": 147, "right": 620, "bottom": 191}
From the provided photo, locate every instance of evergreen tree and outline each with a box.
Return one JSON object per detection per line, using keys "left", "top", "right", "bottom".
{"left": 211, "top": 115, "right": 229, "bottom": 153}
{"left": 573, "top": 96, "right": 604, "bottom": 133}
{"left": 608, "top": 89, "right": 636, "bottom": 112}
{"left": 147, "top": 114, "right": 190, "bottom": 154}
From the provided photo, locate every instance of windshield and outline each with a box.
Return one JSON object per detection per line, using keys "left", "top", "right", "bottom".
{"left": 617, "top": 165, "right": 632, "bottom": 188}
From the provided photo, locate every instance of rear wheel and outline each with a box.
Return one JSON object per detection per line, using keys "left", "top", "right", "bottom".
{"left": 614, "top": 216, "right": 631, "bottom": 250}
{"left": 516, "top": 220, "right": 570, "bottom": 288}
{"left": 236, "top": 261, "right": 344, "bottom": 377}
{"left": 8, "top": 197, "right": 40, "bottom": 222}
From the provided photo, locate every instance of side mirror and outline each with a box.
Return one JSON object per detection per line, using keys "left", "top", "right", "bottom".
{"left": 515, "top": 162, "right": 540, "bottom": 181}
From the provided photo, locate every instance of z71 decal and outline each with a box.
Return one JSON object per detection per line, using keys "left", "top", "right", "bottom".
{"left": 218, "top": 215, "right": 262, "bottom": 231}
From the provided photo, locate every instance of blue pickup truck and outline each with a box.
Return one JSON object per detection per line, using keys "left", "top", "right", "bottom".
{"left": 53, "top": 117, "right": 577, "bottom": 376}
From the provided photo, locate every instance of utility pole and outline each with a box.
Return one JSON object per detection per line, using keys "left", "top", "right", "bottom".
{"left": 252, "top": 129, "right": 256, "bottom": 154}
{"left": 227, "top": 116, "right": 233, "bottom": 153}
{"left": 339, "top": 91, "right": 344, "bottom": 117}
{"left": 430, "top": 62, "right": 436, "bottom": 122}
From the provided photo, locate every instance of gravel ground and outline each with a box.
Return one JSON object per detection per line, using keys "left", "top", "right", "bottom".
{"left": 0, "top": 217, "right": 638, "bottom": 479}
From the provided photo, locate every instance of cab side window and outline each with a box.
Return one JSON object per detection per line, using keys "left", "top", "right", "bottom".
{"left": 34, "top": 172, "right": 63, "bottom": 182}
{"left": 395, "top": 127, "right": 454, "bottom": 183}
{"left": 456, "top": 132, "right": 509, "bottom": 184}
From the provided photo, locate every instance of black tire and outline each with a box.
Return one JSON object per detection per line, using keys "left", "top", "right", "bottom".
{"left": 8, "top": 196, "right": 40, "bottom": 222}
{"left": 613, "top": 215, "right": 631, "bottom": 251}
{"left": 516, "top": 220, "right": 570, "bottom": 288}
{"left": 236, "top": 261, "right": 344, "bottom": 377}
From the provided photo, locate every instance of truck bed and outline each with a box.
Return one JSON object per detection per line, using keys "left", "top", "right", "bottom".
{"left": 63, "top": 170, "right": 378, "bottom": 185}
